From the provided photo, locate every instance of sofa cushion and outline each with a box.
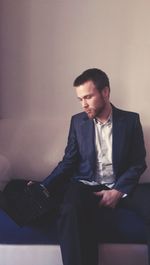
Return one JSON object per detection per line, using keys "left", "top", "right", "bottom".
{"left": 0, "top": 206, "right": 146, "bottom": 245}
{"left": 98, "top": 207, "right": 146, "bottom": 243}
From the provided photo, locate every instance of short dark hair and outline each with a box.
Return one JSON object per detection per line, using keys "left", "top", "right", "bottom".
{"left": 73, "top": 68, "right": 110, "bottom": 92}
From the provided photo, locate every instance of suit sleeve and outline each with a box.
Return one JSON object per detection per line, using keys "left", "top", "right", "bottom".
{"left": 42, "top": 116, "right": 79, "bottom": 190}
{"left": 114, "top": 114, "right": 147, "bottom": 195}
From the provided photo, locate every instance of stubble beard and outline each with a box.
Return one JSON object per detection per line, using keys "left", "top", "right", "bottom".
{"left": 86, "top": 101, "right": 107, "bottom": 119}
{"left": 86, "top": 108, "right": 97, "bottom": 119}
{"left": 86, "top": 106, "right": 105, "bottom": 119}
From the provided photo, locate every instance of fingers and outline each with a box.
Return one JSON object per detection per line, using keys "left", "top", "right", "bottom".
{"left": 94, "top": 190, "right": 110, "bottom": 207}
{"left": 94, "top": 190, "right": 104, "bottom": 197}
{"left": 27, "top": 181, "right": 34, "bottom": 186}
{"left": 99, "top": 192, "right": 112, "bottom": 207}
{"left": 93, "top": 190, "right": 120, "bottom": 209}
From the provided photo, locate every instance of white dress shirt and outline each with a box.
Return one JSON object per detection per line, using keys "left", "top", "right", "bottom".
{"left": 94, "top": 116, "right": 115, "bottom": 187}
{"left": 80, "top": 115, "right": 115, "bottom": 188}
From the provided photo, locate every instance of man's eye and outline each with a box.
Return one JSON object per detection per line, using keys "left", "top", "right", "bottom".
{"left": 85, "top": 95, "right": 92, "bottom": 99}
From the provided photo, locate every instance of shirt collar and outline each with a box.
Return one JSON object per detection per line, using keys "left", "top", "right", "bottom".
{"left": 94, "top": 113, "right": 112, "bottom": 126}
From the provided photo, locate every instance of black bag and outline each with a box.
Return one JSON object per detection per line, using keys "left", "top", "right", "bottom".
{"left": 2, "top": 179, "right": 60, "bottom": 226}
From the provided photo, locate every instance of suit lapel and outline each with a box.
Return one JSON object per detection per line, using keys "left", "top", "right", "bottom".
{"left": 81, "top": 117, "right": 96, "bottom": 167}
{"left": 112, "top": 106, "right": 126, "bottom": 174}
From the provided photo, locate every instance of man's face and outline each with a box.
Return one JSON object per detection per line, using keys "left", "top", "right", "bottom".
{"left": 76, "top": 80, "right": 110, "bottom": 119}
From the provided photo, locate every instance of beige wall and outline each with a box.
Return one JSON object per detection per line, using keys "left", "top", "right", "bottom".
{"left": 0, "top": 0, "right": 150, "bottom": 182}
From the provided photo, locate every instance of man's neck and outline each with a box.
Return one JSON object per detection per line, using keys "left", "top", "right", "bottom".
{"left": 96, "top": 103, "right": 112, "bottom": 124}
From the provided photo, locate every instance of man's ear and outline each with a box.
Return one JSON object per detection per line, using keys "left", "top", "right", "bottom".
{"left": 102, "top": 86, "right": 110, "bottom": 98}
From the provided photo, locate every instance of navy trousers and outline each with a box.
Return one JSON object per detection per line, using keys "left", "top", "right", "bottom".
{"left": 57, "top": 181, "right": 150, "bottom": 265}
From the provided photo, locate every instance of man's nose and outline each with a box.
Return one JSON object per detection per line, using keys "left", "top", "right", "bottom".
{"left": 82, "top": 99, "right": 88, "bottom": 108}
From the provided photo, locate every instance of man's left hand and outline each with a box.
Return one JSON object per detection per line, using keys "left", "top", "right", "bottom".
{"left": 94, "top": 189, "right": 123, "bottom": 209}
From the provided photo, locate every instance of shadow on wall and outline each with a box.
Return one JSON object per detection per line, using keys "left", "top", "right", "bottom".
{"left": 0, "top": 1, "right": 32, "bottom": 118}
{"left": 141, "top": 126, "right": 150, "bottom": 183}
{"left": 0, "top": 154, "right": 11, "bottom": 190}
{"left": 0, "top": 0, "right": 3, "bottom": 118}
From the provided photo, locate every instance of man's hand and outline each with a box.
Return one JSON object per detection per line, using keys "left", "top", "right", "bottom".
{"left": 94, "top": 189, "right": 123, "bottom": 209}
{"left": 27, "top": 181, "right": 35, "bottom": 186}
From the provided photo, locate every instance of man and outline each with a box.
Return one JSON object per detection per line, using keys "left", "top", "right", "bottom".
{"left": 41, "top": 68, "right": 148, "bottom": 265}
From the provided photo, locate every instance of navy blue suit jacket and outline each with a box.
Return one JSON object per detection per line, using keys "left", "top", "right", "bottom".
{"left": 43, "top": 106, "right": 146, "bottom": 195}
